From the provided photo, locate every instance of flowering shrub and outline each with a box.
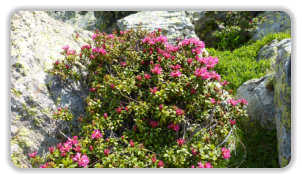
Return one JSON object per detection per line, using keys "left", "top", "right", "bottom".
{"left": 30, "top": 28, "right": 248, "bottom": 168}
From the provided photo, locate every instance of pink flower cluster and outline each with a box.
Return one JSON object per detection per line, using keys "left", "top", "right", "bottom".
{"left": 177, "top": 138, "right": 185, "bottom": 147}
{"left": 150, "top": 87, "right": 158, "bottom": 95}
{"left": 221, "top": 147, "right": 231, "bottom": 159}
{"left": 197, "top": 162, "right": 212, "bottom": 168}
{"left": 227, "top": 98, "right": 248, "bottom": 106}
{"left": 195, "top": 67, "right": 211, "bottom": 80}
{"left": 28, "top": 151, "right": 37, "bottom": 158}
{"left": 170, "top": 70, "right": 182, "bottom": 78}
{"left": 176, "top": 108, "right": 184, "bottom": 116}
{"left": 151, "top": 64, "right": 163, "bottom": 75}
{"left": 56, "top": 136, "right": 80, "bottom": 156}
{"left": 167, "top": 123, "right": 180, "bottom": 132}
{"left": 72, "top": 153, "right": 90, "bottom": 168}
{"left": 150, "top": 121, "right": 159, "bottom": 128}
{"left": 91, "top": 129, "right": 102, "bottom": 140}
{"left": 92, "top": 47, "right": 107, "bottom": 55}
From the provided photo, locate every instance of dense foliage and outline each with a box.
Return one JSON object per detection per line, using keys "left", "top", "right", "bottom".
{"left": 196, "top": 11, "right": 266, "bottom": 51}
{"left": 208, "top": 32, "right": 291, "bottom": 91}
{"left": 28, "top": 28, "right": 248, "bottom": 168}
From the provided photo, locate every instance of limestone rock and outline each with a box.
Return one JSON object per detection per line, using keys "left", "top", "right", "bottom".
{"left": 253, "top": 11, "right": 291, "bottom": 41}
{"left": 11, "top": 11, "right": 92, "bottom": 168}
{"left": 117, "top": 11, "right": 198, "bottom": 43}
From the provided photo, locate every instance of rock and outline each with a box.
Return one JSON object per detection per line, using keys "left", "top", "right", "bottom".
{"left": 273, "top": 39, "right": 291, "bottom": 167}
{"left": 94, "top": 11, "right": 137, "bottom": 33}
{"left": 252, "top": 11, "right": 291, "bottom": 41}
{"left": 257, "top": 38, "right": 291, "bottom": 71}
{"left": 47, "top": 11, "right": 97, "bottom": 31}
{"left": 117, "top": 11, "right": 198, "bottom": 43}
{"left": 47, "top": 11, "right": 137, "bottom": 32}
{"left": 11, "top": 11, "right": 92, "bottom": 168}
{"left": 237, "top": 74, "right": 275, "bottom": 129}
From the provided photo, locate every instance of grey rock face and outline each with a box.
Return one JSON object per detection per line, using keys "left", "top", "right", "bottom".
{"left": 237, "top": 75, "right": 275, "bottom": 129}
{"left": 273, "top": 39, "right": 291, "bottom": 167}
{"left": 117, "top": 11, "right": 199, "bottom": 43}
{"left": 11, "top": 11, "right": 92, "bottom": 168}
{"left": 253, "top": 11, "right": 291, "bottom": 41}
{"left": 257, "top": 38, "right": 291, "bottom": 71}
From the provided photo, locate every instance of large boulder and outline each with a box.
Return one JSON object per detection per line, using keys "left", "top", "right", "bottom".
{"left": 47, "top": 11, "right": 137, "bottom": 32}
{"left": 10, "top": 11, "right": 92, "bottom": 168}
{"left": 273, "top": 39, "right": 291, "bottom": 167}
{"left": 252, "top": 11, "right": 291, "bottom": 41}
{"left": 117, "top": 11, "right": 198, "bottom": 43}
{"left": 237, "top": 74, "right": 275, "bottom": 129}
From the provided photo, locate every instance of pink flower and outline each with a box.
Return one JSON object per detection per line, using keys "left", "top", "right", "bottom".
{"left": 103, "top": 113, "right": 108, "bottom": 119}
{"left": 92, "top": 34, "right": 99, "bottom": 40}
{"left": 191, "top": 89, "right": 197, "bottom": 95}
{"left": 55, "top": 60, "right": 60, "bottom": 65}
{"left": 159, "top": 104, "right": 163, "bottom": 110}
{"left": 110, "top": 84, "right": 115, "bottom": 89}
{"left": 61, "top": 152, "right": 66, "bottom": 157}
{"left": 130, "top": 139, "right": 135, "bottom": 147}
{"left": 176, "top": 108, "right": 184, "bottom": 116}
{"left": 195, "top": 67, "right": 211, "bottom": 80}
{"left": 115, "top": 107, "right": 122, "bottom": 114}
{"left": 210, "top": 98, "right": 216, "bottom": 104}
{"left": 62, "top": 45, "right": 69, "bottom": 51}
{"left": 220, "top": 80, "right": 230, "bottom": 86}
{"left": 89, "top": 146, "right": 93, "bottom": 151}
{"left": 104, "top": 149, "right": 110, "bottom": 156}
{"left": 187, "top": 58, "right": 193, "bottom": 65}
{"left": 89, "top": 88, "right": 96, "bottom": 92}
{"left": 168, "top": 123, "right": 180, "bottom": 132}
{"left": 239, "top": 99, "right": 248, "bottom": 105}
{"left": 28, "top": 151, "right": 37, "bottom": 158}
{"left": 158, "top": 28, "right": 162, "bottom": 32}
{"left": 230, "top": 119, "right": 236, "bottom": 126}
{"left": 72, "top": 153, "right": 81, "bottom": 162}
{"left": 211, "top": 71, "right": 221, "bottom": 81}
{"left": 170, "top": 70, "right": 182, "bottom": 78}
{"left": 90, "top": 54, "right": 95, "bottom": 60}
{"left": 152, "top": 157, "right": 156, "bottom": 163}
{"left": 151, "top": 64, "right": 163, "bottom": 75}
{"left": 197, "top": 162, "right": 204, "bottom": 168}
{"left": 144, "top": 73, "right": 151, "bottom": 80}
{"left": 158, "top": 160, "right": 164, "bottom": 168}
{"left": 191, "top": 165, "right": 195, "bottom": 168}
{"left": 91, "top": 129, "right": 102, "bottom": 140}
{"left": 73, "top": 145, "right": 82, "bottom": 152}
{"left": 78, "top": 154, "right": 89, "bottom": 168}
{"left": 228, "top": 99, "right": 238, "bottom": 106}
{"left": 39, "top": 163, "right": 49, "bottom": 168}
{"left": 205, "top": 162, "right": 212, "bottom": 168}
{"left": 170, "top": 64, "right": 182, "bottom": 70}
{"left": 192, "top": 148, "right": 197, "bottom": 155}
{"left": 158, "top": 56, "right": 162, "bottom": 62}
{"left": 49, "top": 147, "right": 54, "bottom": 154}
{"left": 137, "top": 75, "right": 142, "bottom": 81}
{"left": 221, "top": 147, "right": 231, "bottom": 159}
{"left": 150, "top": 121, "right": 159, "bottom": 128}
{"left": 177, "top": 138, "right": 185, "bottom": 147}
{"left": 120, "top": 62, "right": 127, "bottom": 67}
{"left": 150, "top": 87, "right": 157, "bottom": 95}
{"left": 65, "top": 64, "right": 70, "bottom": 69}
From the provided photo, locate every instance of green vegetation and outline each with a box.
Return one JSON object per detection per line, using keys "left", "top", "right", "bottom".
{"left": 208, "top": 32, "right": 291, "bottom": 91}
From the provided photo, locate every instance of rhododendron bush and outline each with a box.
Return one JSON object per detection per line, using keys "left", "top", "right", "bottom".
{"left": 29, "top": 28, "right": 248, "bottom": 168}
